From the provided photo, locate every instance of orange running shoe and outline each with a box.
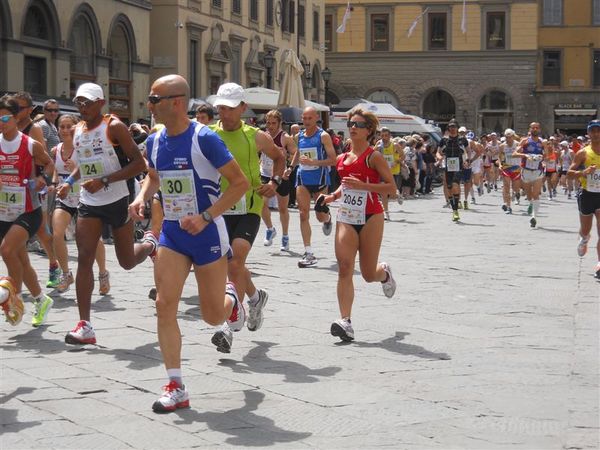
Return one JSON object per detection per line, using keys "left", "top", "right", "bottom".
{"left": 0, "top": 276, "right": 25, "bottom": 326}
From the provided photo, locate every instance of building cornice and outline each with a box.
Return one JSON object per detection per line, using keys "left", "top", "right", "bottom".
{"left": 116, "top": 0, "right": 152, "bottom": 10}
{"left": 326, "top": 50, "right": 538, "bottom": 60}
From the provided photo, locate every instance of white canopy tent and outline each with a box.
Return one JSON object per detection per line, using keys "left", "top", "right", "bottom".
{"left": 207, "top": 87, "right": 329, "bottom": 112}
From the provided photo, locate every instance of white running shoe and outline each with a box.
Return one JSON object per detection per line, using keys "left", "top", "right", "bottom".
{"left": 577, "top": 235, "right": 590, "bottom": 257}
{"left": 330, "top": 318, "right": 354, "bottom": 342}
{"left": 298, "top": 252, "right": 317, "bottom": 268}
{"left": 322, "top": 219, "right": 333, "bottom": 236}
{"left": 225, "top": 283, "right": 245, "bottom": 331}
{"left": 263, "top": 228, "right": 277, "bottom": 246}
{"left": 247, "top": 289, "right": 268, "bottom": 332}
{"left": 211, "top": 322, "right": 233, "bottom": 353}
{"left": 152, "top": 381, "right": 189, "bottom": 413}
{"left": 280, "top": 235, "right": 290, "bottom": 251}
{"left": 65, "top": 320, "right": 96, "bottom": 345}
{"left": 381, "top": 262, "right": 397, "bottom": 298}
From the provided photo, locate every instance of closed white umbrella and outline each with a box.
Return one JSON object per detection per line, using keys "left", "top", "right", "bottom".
{"left": 277, "top": 50, "right": 306, "bottom": 109}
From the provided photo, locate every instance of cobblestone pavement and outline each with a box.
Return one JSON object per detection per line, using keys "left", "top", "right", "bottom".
{"left": 1, "top": 189, "right": 598, "bottom": 449}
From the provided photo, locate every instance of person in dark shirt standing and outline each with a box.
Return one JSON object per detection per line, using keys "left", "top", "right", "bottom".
{"left": 437, "top": 119, "right": 468, "bottom": 222}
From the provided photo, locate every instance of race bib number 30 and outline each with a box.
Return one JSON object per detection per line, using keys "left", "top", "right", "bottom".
{"left": 159, "top": 170, "right": 199, "bottom": 220}
{"left": 336, "top": 188, "right": 367, "bottom": 225}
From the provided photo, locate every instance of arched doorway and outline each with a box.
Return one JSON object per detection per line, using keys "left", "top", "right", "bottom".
{"left": 477, "top": 90, "right": 513, "bottom": 134}
{"left": 366, "top": 89, "right": 399, "bottom": 108}
{"left": 108, "top": 16, "right": 134, "bottom": 123}
{"left": 21, "top": 0, "right": 60, "bottom": 95}
{"left": 0, "top": 0, "right": 12, "bottom": 91}
{"left": 422, "top": 89, "right": 455, "bottom": 129}
{"left": 68, "top": 9, "right": 99, "bottom": 99}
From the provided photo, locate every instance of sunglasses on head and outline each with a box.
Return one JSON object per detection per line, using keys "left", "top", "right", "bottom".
{"left": 72, "top": 98, "right": 96, "bottom": 108}
{"left": 347, "top": 120, "right": 368, "bottom": 129}
{"left": 147, "top": 94, "right": 185, "bottom": 104}
{"left": 45, "top": 108, "right": 59, "bottom": 113}
{"left": 0, "top": 114, "right": 12, "bottom": 123}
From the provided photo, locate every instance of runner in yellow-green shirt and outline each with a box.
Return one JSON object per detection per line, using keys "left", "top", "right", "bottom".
{"left": 375, "top": 127, "right": 403, "bottom": 221}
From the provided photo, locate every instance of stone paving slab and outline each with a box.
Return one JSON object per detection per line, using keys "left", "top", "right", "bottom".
{"left": 1, "top": 190, "right": 598, "bottom": 449}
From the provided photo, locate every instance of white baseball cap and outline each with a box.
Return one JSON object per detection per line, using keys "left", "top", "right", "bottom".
{"left": 504, "top": 128, "right": 515, "bottom": 136}
{"left": 211, "top": 82, "right": 245, "bottom": 108}
{"left": 74, "top": 83, "right": 104, "bottom": 101}
{"left": 458, "top": 126, "right": 467, "bottom": 133}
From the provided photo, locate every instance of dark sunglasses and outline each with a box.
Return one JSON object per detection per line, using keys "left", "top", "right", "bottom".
{"left": 347, "top": 120, "right": 368, "bottom": 129}
{"left": 147, "top": 94, "right": 185, "bottom": 104}
{"left": 45, "top": 108, "right": 59, "bottom": 113}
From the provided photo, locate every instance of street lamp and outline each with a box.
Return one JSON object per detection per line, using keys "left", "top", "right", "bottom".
{"left": 263, "top": 50, "right": 274, "bottom": 89}
{"left": 321, "top": 66, "right": 332, "bottom": 105}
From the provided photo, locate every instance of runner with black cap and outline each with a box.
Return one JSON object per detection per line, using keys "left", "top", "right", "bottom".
{"left": 437, "top": 119, "right": 469, "bottom": 222}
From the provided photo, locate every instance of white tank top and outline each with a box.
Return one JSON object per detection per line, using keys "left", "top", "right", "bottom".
{"left": 74, "top": 115, "right": 129, "bottom": 206}
{"left": 55, "top": 143, "right": 81, "bottom": 208}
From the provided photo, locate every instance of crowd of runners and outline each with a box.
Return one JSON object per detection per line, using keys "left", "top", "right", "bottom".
{"left": 1, "top": 77, "right": 599, "bottom": 413}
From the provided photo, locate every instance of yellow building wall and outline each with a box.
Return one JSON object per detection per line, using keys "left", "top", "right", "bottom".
{"left": 539, "top": 28, "right": 598, "bottom": 47}
{"left": 452, "top": 4, "right": 480, "bottom": 51}
{"left": 563, "top": 0, "right": 592, "bottom": 26}
{"left": 336, "top": 5, "right": 366, "bottom": 52}
{"left": 511, "top": 3, "right": 538, "bottom": 50}
{"left": 332, "top": 1, "right": 542, "bottom": 53}
{"left": 394, "top": 5, "right": 424, "bottom": 52}
{"left": 563, "top": 48, "right": 592, "bottom": 88}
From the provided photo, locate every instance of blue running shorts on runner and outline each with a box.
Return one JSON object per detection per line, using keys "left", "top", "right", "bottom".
{"left": 160, "top": 219, "right": 231, "bottom": 266}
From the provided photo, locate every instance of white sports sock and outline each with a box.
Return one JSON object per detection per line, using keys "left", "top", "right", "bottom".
{"left": 167, "top": 368, "right": 183, "bottom": 387}
{"left": 533, "top": 200, "right": 540, "bottom": 217}
{"left": 305, "top": 246, "right": 312, "bottom": 254}
{"left": 248, "top": 290, "right": 259, "bottom": 304}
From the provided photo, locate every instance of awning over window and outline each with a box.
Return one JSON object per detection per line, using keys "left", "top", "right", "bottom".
{"left": 554, "top": 109, "right": 597, "bottom": 116}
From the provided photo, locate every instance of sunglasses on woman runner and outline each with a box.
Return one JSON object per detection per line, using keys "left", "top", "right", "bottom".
{"left": 347, "top": 120, "right": 368, "bottom": 129}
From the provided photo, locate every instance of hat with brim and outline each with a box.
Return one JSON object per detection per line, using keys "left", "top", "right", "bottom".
{"left": 74, "top": 83, "right": 104, "bottom": 101}
{"left": 211, "top": 82, "right": 245, "bottom": 108}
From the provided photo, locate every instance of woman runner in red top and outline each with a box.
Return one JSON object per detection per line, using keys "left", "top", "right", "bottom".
{"left": 0, "top": 96, "right": 54, "bottom": 326}
{"left": 317, "top": 108, "right": 397, "bottom": 342}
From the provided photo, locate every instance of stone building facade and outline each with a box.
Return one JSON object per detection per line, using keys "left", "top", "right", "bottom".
{"left": 150, "top": 0, "right": 326, "bottom": 102}
{"left": 0, "top": 0, "right": 151, "bottom": 122}
{"left": 325, "top": 0, "right": 540, "bottom": 134}
{"left": 534, "top": 0, "right": 600, "bottom": 134}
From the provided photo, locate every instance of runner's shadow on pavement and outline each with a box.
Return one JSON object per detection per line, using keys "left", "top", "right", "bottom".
{"left": 92, "top": 341, "right": 165, "bottom": 370}
{"left": 455, "top": 222, "right": 495, "bottom": 227}
{"left": 173, "top": 390, "right": 311, "bottom": 446}
{"left": 90, "top": 295, "right": 126, "bottom": 313}
{"left": 536, "top": 227, "right": 574, "bottom": 234}
{"left": 0, "top": 387, "right": 42, "bottom": 433}
{"left": 340, "top": 332, "right": 451, "bottom": 360}
{"left": 2, "top": 327, "right": 68, "bottom": 355}
{"left": 218, "top": 341, "right": 341, "bottom": 383}
{"left": 394, "top": 219, "right": 424, "bottom": 225}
